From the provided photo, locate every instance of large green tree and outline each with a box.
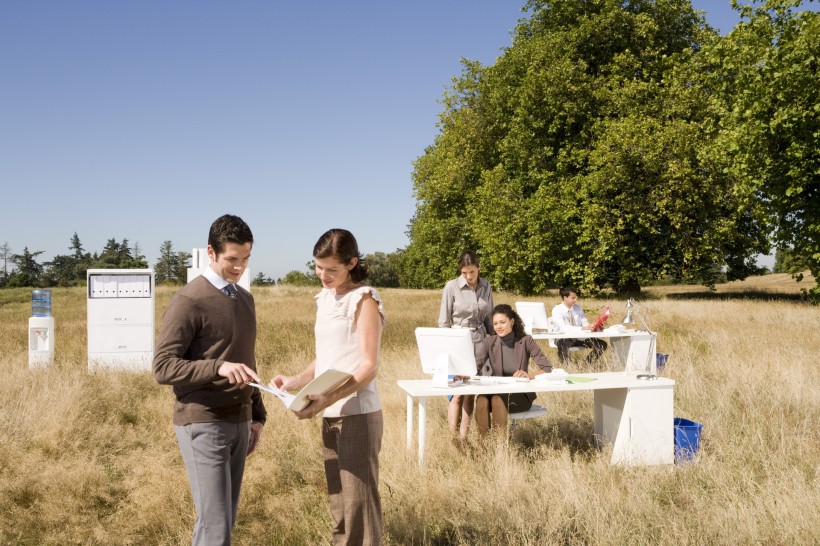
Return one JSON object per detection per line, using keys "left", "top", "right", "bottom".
{"left": 695, "top": 0, "right": 818, "bottom": 295}
{"left": 403, "top": 0, "right": 810, "bottom": 294}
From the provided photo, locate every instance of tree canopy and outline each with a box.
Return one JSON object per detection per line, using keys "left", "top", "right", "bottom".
{"left": 402, "top": 0, "right": 818, "bottom": 296}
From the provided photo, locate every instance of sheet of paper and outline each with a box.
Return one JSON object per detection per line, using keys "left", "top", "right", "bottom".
{"left": 248, "top": 382, "right": 295, "bottom": 408}
{"left": 566, "top": 376, "right": 598, "bottom": 384}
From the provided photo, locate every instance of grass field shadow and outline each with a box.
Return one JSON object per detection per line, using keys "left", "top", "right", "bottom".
{"left": 512, "top": 417, "right": 598, "bottom": 459}
{"left": 664, "top": 290, "right": 809, "bottom": 302}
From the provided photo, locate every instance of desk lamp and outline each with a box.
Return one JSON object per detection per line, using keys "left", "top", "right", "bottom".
{"left": 623, "top": 299, "right": 635, "bottom": 326}
{"left": 622, "top": 298, "right": 656, "bottom": 374}
{"left": 622, "top": 298, "right": 652, "bottom": 332}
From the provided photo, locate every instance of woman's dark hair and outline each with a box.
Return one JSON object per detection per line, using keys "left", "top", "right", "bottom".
{"left": 492, "top": 304, "right": 525, "bottom": 338}
{"left": 208, "top": 214, "right": 253, "bottom": 256}
{"left": 457, "top": 250, "right": 480, "bottom": 270}
{"left": 313, "top": 229, "right": 368, "bottom": 283}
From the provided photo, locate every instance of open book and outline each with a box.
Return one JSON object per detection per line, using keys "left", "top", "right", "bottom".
{"left": 250, "top": 368, "right": 352, "bottom": 412}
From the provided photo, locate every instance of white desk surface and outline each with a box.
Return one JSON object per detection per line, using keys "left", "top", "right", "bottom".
{"left": 397, "top": 372, "right": 673, "bottom": 398}
{"left": 530, "top": 329, "right": 653, "bottom": 340}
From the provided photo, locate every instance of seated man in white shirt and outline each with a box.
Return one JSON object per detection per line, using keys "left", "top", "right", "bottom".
{"left": 550, "top": 286, "right": 607, "bottom": 365}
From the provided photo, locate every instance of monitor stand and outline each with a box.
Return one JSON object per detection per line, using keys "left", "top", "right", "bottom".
{"left": 432, "top": 354, "right": 454, "bottom": 388}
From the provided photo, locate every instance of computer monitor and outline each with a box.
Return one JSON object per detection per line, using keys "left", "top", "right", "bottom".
{"left": 515, "top": 301, "right": 550, "bottom": 334}
{"left": 415, "top": 327, "right": 477, "bottom": 377}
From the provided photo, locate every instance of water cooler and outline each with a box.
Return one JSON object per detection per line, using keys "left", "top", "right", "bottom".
{"left": 87, "top": 269, "right": 154, "bottom": 372}
{"left": 28, "top": 289, "right": 55, "bottom": 369}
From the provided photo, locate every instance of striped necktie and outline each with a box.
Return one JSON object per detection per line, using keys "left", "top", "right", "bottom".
{"left": 223, "top": 284, "right": 237, "bottom": 299}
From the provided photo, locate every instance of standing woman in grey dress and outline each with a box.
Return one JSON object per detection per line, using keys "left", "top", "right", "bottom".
{"left": 437, "top": 250, "right": 494, "bottom": 444}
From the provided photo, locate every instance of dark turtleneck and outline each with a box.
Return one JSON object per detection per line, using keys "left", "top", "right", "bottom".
{"left": 500, "top": 331, "right": 518, "bottom": 376}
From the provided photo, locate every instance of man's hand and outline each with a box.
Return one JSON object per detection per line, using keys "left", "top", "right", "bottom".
{"left": 218, "top": 362, "right": 261, "bottom": 387}
{"left": 247, "top": 421, "right": 263, "bottom": 455}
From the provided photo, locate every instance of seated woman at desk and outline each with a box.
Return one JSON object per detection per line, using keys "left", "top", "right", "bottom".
{"left": 473, "top": 304, "right": 553, "bottom": 438}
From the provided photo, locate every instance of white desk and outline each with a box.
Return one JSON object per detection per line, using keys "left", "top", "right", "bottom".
{"left": 532, "top": 329, "right": 657, "bottom": 374}
{"left": 397, "top": 372, "right": 674, "bottom": 467}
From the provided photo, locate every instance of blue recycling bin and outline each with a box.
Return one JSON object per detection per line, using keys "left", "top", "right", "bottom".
{"left": 674, "top": 417, "right": 703, "bottom": 463}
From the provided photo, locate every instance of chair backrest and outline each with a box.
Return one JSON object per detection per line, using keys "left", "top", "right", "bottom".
{"left": 515, "top": 301, "right": 548, "bottom": 335}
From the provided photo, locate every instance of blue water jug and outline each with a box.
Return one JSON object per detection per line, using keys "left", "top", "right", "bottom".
{"left": 32, "top": 289, "right": 52, "bottom": 317}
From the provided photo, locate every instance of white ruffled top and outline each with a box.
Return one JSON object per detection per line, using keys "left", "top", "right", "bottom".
{"left": 314, "top": 285, "right": 385, "bottom": 417}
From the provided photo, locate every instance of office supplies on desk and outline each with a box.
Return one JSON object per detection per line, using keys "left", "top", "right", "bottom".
{"left": 534, "top": 368, "right": 568, "bottom": 383}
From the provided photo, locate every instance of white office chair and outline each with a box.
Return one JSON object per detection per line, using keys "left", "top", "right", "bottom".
{"left": 508, "top": 403, "right": 548, "bottom": 430}
{"left": 548, "top": 336, "right": 585, "bottom": 356}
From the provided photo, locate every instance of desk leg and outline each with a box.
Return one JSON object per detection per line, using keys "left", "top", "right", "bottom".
{"left": 617, "top": 333, "right": 656, "bottom": 374}
{"left": 418, "top": 397, "right": 427, "bottom": 464}
{"left": 406, "top": 394, "right": 414, "bottom": 450}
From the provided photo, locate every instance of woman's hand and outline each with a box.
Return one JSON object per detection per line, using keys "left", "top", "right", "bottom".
{"left": 512, "top": 370, "right": 529, "bottom": 379}
{"left": 270, "top": 374, "right": 300, "bottom": 392}
{"left": 292, "top": 393, "right": 334, "bottom": 420}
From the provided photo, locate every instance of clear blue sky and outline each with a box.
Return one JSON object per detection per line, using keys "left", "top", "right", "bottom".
{"left": 0, "top": 1, "right": 782, "bottom": 279}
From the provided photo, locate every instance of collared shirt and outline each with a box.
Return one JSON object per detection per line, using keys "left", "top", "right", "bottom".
{"left": 438, "top": 276, "right": 494, "bottom": 344}
{"left": 203, "top": 266, "right": 231, "bottom": 291}
{"left": 551, "top": 303, "right": 588, "bottom": 331}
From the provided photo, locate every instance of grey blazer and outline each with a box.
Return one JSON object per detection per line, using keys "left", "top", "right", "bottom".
{"left": 474, "top": 334, "right": 553, "bottom": 402}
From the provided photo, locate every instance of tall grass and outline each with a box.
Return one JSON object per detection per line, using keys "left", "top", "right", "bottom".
{"left": 0, "top": 275, "right": 818, "bottom": 545}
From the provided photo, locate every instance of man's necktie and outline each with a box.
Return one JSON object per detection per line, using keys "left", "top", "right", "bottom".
{"left": 223, "top": 284, "right": 237, "bottom": 299}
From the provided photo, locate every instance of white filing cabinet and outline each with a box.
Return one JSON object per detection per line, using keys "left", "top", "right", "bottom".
{"left": 87, "top": 269, "right": 154, "bottom": 372}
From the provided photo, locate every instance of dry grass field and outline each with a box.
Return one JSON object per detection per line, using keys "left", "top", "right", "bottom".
{"left": 1, "top": 272, "right": 818, "bottom": 545}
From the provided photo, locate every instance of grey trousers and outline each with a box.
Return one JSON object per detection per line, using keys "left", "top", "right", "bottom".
{"left": 322, "top": 411, "right": 383, "bottom": 546}
{"left": 175, "top": 421, "right": 250, "bottom": 546}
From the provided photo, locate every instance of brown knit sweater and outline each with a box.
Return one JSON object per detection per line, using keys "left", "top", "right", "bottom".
{"left": 153, "top": 275, "right": 266, "bottom": 426}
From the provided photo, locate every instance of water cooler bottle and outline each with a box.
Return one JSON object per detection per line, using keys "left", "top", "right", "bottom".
{"left": 28, "top": 289, "right": 55, "bottom": 368}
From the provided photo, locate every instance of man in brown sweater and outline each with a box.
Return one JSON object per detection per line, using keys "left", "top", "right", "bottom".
{"left": 154, "top": 214, "right": 266, "bottom": 546}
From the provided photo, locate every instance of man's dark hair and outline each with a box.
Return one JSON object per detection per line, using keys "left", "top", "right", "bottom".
{"left": 559, "top": 286, "right": 578, "bottom": 299}
{"left": 208, "top": 214, "right": 253, "bottom": 256}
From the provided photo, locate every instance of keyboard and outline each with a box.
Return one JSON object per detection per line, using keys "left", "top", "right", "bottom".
{"left": 469, "top": 376, "right": 529, "bottom": 384}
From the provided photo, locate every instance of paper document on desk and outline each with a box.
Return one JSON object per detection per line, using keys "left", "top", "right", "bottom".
{"left": 534, "top": 369, "right": 568, "bottom": 383}
{"left": 566, "top": 376, "right": 597, "bottom": 384}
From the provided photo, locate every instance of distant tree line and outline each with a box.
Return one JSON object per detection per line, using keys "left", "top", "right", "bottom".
{"left": 0, "top": 232, "right": 396, "bottom": 289}
{"left": 278, "top": 252, "right": 402, "bottom": 288}
{"left": 0, "top": 234, "right": 149, "bottom": 288}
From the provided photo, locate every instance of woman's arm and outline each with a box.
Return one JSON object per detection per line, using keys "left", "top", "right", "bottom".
{"left": 482, "top": 282, "right": 495, "bottom": 334}
{"left": 294, "top": 292, "right": 382, "bottom": 419}
{"left": 438, "top": 282, "right": 453, "bottom": 328}
{"left": 524, "top": 336, "right": 553, "bottom": 376}
{"left": 271, "top": 360, "right": 316, "bottom": 391}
